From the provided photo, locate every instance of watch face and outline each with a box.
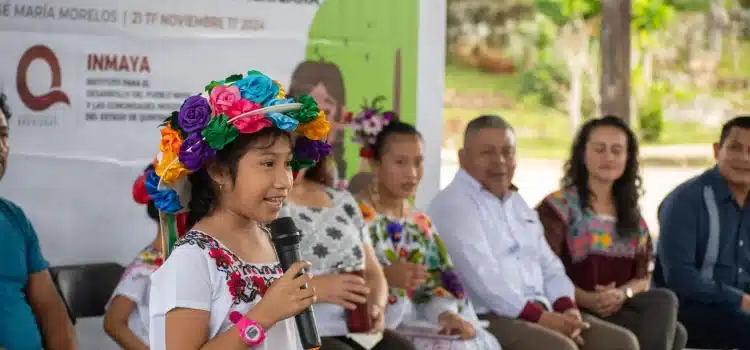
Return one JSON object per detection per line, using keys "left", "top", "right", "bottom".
{"left": 245, "top": 325, "right": 261, "bottom": 341}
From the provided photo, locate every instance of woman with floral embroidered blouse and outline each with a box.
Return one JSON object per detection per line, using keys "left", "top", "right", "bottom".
{"left": 353, "top": 115, "right": 501, "bottom": 350}
{"left": 536, "top": 116, "right": 686, "bottom": 350}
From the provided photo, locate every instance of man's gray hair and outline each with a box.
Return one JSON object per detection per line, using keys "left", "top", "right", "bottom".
{"left": 463, "top": 115, "right": 513, "bottom": 142}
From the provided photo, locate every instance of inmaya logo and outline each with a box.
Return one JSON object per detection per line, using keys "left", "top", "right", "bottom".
{"left": 16, "top": 45, "right": 70, "bottom": 112}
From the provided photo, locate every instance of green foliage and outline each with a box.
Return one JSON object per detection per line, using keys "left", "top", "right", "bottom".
{"left": 637, "top": 84, "right": 667, "bottom": 142}
{"left": 519, "top": 60, "right": 569, "bottom": 110}
{"left": 665, "top": 0, "right": 710, "bottom": 11}
{"left": 633, "top": 0, "right": 675, "bottom": 32}
{"left": 535, "top": 0, "right": 600, "bottom": 25}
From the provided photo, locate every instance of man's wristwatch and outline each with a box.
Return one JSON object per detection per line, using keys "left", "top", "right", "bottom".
{"left": 622, "top": 287, "right": 634, "bottom": 299}
{"left": 229, "top": 311, "right": 267, "bottom": 346}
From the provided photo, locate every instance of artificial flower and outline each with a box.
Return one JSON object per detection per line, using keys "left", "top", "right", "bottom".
{"left": 413, "top": 212, "right": 433, "bottom": 239}
{"left": 267, "top": 113, "right": 299, "bottom": 131}
{"left": 232, "top": 114, "right": 273, "bottom": 134}
{"left": 155, "top": 151, "right": 190, "bottom": 185}
{"left": 161, "top": 111, "right": 187, "bottom": 138}
{"left": 225, "top": 99, "right": 262, "bottom": 119}
{"left": 178, "top": 95, "right": 212, "bottom": 133}
{"left": 179, "top": 133, "right": 216, "bottom": 172}
{"left": 359, "top": 202, "right": 376, "bottom": 222}
{"left": 273, "top": 80, "right": 286, "bottom": 98}
{"left": 159, "top": 127, "right": 183, "bottom": 155}
{"left": 296, "top": 113, "right": 331, "bottom": 141}
{"left": 202, "top": 114, "right": 239, "bottom": 150}
{"left": 209, "top": 85, "right": 243, "bottom": 116}
{"left": 294, "top": 137, "right": 332, "bottom": 163}
{"left": 132, "top": 174, "right": 150, "bottom": 204}
{"left": 144, "top": 169, "right": 183, "bottom": 213}
{"left": 362, "top": 116, "right": 383, "bottom": 135}
{"left": 233, "top": 71, "right": 279, "bottom": 105}
{"left": 287, "top": 94, "right": 320, "bottom": 123}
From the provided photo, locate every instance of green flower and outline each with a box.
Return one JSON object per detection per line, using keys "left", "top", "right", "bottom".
{"left": 288, "top": 95, "right": 320, "bottom": 123}
{"left": 201, "top": 114, "right": 239, "bottom": 150}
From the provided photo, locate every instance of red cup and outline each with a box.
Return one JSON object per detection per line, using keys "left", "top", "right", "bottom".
{"left": 345, "top": 270, "right": 372, "bottom": 333}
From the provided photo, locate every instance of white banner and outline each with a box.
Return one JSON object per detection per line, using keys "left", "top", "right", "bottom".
{"left": 0, "top": 0, "right": 445, "bottom": 266}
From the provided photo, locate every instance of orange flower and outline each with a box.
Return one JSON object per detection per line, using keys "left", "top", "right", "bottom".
{"left": 359, "top": 202, "right": 376, "bottom": 222}
{"left": 296, "top": 112, "right": 331, "bottom": 140}
{"left": 155, "top": 151, "right": 190, "bottom": 185}
{"left": 160, "top": 127, "right": 183, "bottom": 154}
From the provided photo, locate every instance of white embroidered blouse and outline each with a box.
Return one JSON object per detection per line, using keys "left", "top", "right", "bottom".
{"left": 148, "top": 230, "right": 302, "bottom": 350}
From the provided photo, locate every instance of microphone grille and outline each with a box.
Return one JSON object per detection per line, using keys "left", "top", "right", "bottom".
{"left": 268, "top": 217, "right": 299, "bottom": 237}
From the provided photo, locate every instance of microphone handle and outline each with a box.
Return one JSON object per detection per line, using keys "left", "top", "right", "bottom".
{"left": 275, "top": 244, "right": 321, "bottom": 349}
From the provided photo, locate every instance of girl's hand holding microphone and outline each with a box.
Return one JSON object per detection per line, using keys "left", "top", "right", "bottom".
{"left": 248, "top": 261, "right": 317, "bottom": 328}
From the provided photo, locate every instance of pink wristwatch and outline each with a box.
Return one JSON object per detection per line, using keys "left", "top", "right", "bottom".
{"left": 229, "top": 311, "right": 267, "bottom": 346}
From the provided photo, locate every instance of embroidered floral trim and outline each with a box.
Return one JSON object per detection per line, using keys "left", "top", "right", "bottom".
{"left": 175, "top": 230, "right": 282, "bottom": 305}
{"left": 138, "top": 247, "right": 164, "bottom": 267}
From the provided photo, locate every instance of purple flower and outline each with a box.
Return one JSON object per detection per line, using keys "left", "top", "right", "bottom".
{"left": 440, "top": 270, "right": 466, "bottom": 299}
{"left": 179, "top": 133, "right": 216, "bottom": 172}
{"left": 294, "top": 137, "right": 332, "bottom": 162}
{"left": 382, "top": 111, "right": 395, "bottom": 121}
{"left": 386, "top": 221, "right": 404, "bottom": 243}
{"left": 178, "top": 95, "right": 211, "bottom": 133}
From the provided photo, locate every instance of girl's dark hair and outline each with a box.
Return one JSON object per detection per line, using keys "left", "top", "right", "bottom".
{"left": 0, "top": 92, "right": 11, "bottom": 120}
{"left": 303, "top": 154, "right": 335, "bottom": 187}
{"left": 186, "top": 128, "right": 292, "bottom": 228}
{"left": 562, "top": 115, "right": 643, "bottom": 238}
{"left": 372, "top": 119, "right": 422, "bottom": 161}
{"left": 143, "top": 164, "right": 160, "bottom": 222}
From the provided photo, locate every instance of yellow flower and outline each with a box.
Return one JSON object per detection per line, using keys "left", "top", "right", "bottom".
{"left": 296, "top": 112, "right": 331, "bottom": 140}
{"left": 160, "top": 127, "right": 183, "bottom": 154}
{"left": 600, "top": 233, "right": 613, "bottom": 248}
{"left": 273, "top": 80, "right": 286, "bottom": 98}
{"left": 155, "top": 151, "right": 190, "bottom": 185}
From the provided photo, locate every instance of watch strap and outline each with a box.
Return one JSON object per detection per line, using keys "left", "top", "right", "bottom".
{"left": 229, "top": 311, "right": 267, "bottom": 346}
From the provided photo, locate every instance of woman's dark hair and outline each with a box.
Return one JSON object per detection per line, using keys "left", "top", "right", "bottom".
{"left": 143, "top": 164, "right": 160, "bottom": 222}
{"left": 372, "top": 119, "right": 422, "bottom": 161}
{"left": 303, "top": 154, "right": 335, "bottom": 187}
{"left": 562, "top": 115, "right": 642, "bottom": 238}
{"left": 0, "top": 92, "right": 11, "bottom": 120}
{"left": 186, "top": 128, "right": 292, "bottom": 228}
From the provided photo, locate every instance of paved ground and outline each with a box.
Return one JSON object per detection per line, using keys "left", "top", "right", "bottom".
{"left": 439, "top": 153, "right": 705, "bottom": 236}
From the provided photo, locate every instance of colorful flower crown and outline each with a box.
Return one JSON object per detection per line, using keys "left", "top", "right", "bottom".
{"left": 350, "top": 96, "right": 396, "bottom": 159}
{"left": 147, "top": 70, "right": 332, "bottom": 216}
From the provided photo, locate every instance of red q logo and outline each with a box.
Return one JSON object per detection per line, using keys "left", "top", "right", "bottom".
{"left": 16, "top": 45, "right": 70, "bottom": 112}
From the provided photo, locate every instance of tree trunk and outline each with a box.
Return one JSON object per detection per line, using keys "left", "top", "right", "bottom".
{"left": 600, "top": 0, "right": 632, "bottom": 123}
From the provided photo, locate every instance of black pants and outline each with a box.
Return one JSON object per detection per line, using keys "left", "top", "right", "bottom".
{"left": 320, "top": 329, "right": 415, "bottom": 350}
{"left": 679, "top": 301, "right": 750, "bottom": 350}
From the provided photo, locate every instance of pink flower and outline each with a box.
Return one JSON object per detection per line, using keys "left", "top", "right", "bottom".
{"left": 232, "top": 114, "right": 272, "bottom": 134}
{"left": 226, "top": 99, "right": 262, "bottom": 119}
{"left": 209, "top": 85, "right": 242, "bottom": 116}
{"left": 413, "top": 212, "right": 433, "bottom": 239}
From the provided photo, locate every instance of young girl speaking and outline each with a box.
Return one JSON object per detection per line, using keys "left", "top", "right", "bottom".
{"left": 147, "top": 70, "right": 332, "bottom": 349}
